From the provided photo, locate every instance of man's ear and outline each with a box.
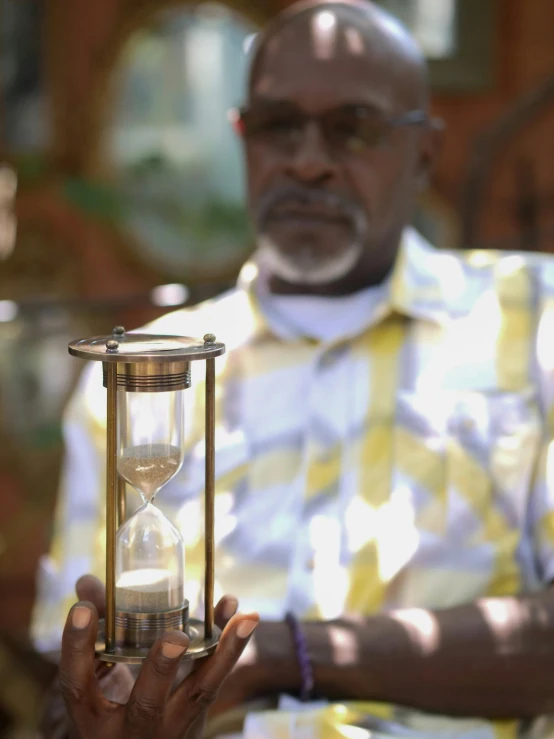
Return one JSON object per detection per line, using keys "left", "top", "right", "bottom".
{"left": 415, "top": 117, "right": 445, "bottom": 191}
{"left": 228, "top": 108, "right": 246, "bottom": 138}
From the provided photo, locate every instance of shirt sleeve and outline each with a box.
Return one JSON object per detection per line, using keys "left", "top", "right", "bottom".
{"left": 31, "top": 361, "right": 107, "bottom": 652}
{"left": 529, "top": 265, "right": 554, "bottom": 585}
{"left": 529, "top": 441, "right": 554, "bottom": 585}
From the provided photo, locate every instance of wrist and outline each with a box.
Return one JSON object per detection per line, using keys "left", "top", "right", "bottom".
{"left": 285, "top": 612, "right": 314, "bottom": 701}
{"left": 249, "top": 619, "right": 303, "bottom": 696}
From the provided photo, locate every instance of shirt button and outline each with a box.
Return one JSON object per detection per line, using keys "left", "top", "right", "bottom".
{"left": 319, "top": 353, "right": 335, "bottom": 369}
{"left": 319, "top": 346, "right": 345, "bottom": 368}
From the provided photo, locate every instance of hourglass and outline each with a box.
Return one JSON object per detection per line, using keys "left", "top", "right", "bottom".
{"left": 69, "top": 328, "right": 225, "bottom": 663}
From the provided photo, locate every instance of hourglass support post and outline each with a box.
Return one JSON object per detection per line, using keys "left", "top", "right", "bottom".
{"left": 205, "top": 356, "right": 216, "bottom": 639}
{"left": 105, "top": 362, "right": 118, "bottom": 653}
{"left": 117, "top": 477, "right": 126, "bottom": 528}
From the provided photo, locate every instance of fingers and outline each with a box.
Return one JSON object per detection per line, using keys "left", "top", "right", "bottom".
{"left": 183, "top": 595, "right": 238, "bottom": 682}
{"left": 168, "top": 612, "right": 259, "bottom": 733}
{"left": 59, "top": 602, "right": 102, "bottom": 723}
{"left": 125, "top": 630, "right": 189, "bottom": 737}
{"left": 214, "top": 595, "right": 238, "bottom": 630}
{"left": 76, "top": 575, "right": 106, "bottom": 618}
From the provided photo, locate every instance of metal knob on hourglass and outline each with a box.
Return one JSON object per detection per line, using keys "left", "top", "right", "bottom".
{"left": 68, "top": 330, "right": 225, "bottom": 663}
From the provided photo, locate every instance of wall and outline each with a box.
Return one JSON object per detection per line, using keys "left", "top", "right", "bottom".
{"left": 433, "top": 0, "right": 554, "bottom": 250}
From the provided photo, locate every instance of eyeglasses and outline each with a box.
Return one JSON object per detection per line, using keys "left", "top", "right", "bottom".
{"left": 230, "top": 103, "right": 430, "bottom": 155}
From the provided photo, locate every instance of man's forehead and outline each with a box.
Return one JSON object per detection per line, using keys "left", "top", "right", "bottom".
{"left": 250, "top": 65, "right": 393, "bottom": 115}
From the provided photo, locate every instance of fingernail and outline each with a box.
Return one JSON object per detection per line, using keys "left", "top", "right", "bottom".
{"left": 236, "top": 619, "right": 258, "bottom": 639}
{"left": 72, "top": 606, "right": 92, "bottom": 629}
{"left": 162, "top": 641, "right": 187, "bottom": 659}
{"left": 222, "top": 597, "right": 238, "bottom": 621}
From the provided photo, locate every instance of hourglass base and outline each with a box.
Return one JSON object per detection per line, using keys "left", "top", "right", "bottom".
{"left": 95, "top": 617, "right": 221, "bottom": 664}
{"left": 116, "top": 603, "right": 190, "bottom": 649}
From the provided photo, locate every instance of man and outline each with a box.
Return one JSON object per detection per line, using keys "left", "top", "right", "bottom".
{"left": 35, "top": 0, "right": 554, "bottom": 737}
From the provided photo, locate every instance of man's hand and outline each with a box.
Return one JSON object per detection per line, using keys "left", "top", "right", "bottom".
{"left": 75, "top": 575, "right": 135, "bottom": 703}
{"left": 40, "top": 576, "right": 256, "bottom": 739}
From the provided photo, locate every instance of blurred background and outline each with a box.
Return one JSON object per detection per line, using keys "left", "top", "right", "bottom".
{"left": 0, "top": 0, "right": 554, "bottom": 734}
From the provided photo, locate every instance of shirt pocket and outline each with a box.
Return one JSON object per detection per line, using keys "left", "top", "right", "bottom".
{"left": 446, "top": 389, "right": 541, "bottom": 540}
{"left": 394, "top": 389, "right": 542, "bottom": 539}
{"left": 390, "top": 389, "right": 542, "bottom": 604}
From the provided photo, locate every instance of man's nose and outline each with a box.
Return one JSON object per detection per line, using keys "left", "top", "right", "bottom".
{"left": 284, "top": 121, "right": 337, "bottom": 184}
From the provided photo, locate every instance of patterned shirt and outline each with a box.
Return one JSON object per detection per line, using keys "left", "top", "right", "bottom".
{"left": 32, "top": 229, "right": 554, "bottom": 738}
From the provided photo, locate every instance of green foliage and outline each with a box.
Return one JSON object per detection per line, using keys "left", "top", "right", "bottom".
{"left": 12, "top": 154, "right": 48, "bottom": 185}
{"left": 175, "top": 200, "right": 251, "bottom": 248}
{"left": 63, "top": 178, "right": 124, "bottom": 223}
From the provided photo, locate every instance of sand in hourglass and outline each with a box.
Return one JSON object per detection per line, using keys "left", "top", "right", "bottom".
{"left": 116, "top": 568, "right": 183, "bottom": 612}
{"left": 118, "top": 444, "right": 181, "bottom": 500}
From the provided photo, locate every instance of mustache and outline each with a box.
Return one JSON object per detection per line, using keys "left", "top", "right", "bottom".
{"left": 254, "top": 185, "right": 367, "bottom": 234}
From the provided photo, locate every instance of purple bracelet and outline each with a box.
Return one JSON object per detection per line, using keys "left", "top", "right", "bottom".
{"left": 285, "top": 611, "right": 314, "bottom": 702}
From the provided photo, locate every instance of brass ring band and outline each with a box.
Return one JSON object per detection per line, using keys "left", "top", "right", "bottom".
{"left": 115, "top": 602, "right": 190, "bottom": 649}
{"left": 103, "top": 361, "right": 191, "bottom": 392}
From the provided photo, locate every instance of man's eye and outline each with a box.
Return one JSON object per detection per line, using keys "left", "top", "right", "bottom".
{"left": 332, "top": 121, "right": 360, "bottom": 138}
{"left": 337, "top": 119, "right": 385, "bottom": 149}
{"left": 263, "top": 117, "right": 298, "bottom": 133}
{"left": 327, "top": 119, "right": 364, "bottom": 146}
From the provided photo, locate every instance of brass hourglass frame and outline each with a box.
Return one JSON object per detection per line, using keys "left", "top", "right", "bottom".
{"left": 68, "top": 327, "right": 225, "bottom": 664}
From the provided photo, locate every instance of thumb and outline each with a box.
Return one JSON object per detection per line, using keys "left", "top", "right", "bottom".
{"left": 76, "top": 575, "right": 105, "bottom": 619}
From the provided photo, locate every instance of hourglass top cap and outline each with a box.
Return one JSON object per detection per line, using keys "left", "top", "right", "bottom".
{"left": 69, "top": 331, "right": 225, "bottom": 363}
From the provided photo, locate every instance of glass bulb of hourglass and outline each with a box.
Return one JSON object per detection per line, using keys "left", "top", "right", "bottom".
{"left": 115, "top": 387, "right": 186, "bottom": 619}
{"left": 118, "top": 445, "right": 181, "bottom": 503}
{"left": 117, "top": 389, "right": 184, "bottom": 503}
{"left": 116, "top": 504, "right": 185, "bottom": 613}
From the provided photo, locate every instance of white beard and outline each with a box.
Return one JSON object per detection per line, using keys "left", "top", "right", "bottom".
{"left": 257, "top": 235, "right": 363, "bottom": 285}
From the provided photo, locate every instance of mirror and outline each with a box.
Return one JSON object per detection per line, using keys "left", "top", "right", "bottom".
{"left": 104, "top": 3, "right": 257, "bottom": 281}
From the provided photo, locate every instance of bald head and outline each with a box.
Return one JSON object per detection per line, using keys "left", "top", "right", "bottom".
{"left": 249, "top": 0, "right": 429, "bottom": 109}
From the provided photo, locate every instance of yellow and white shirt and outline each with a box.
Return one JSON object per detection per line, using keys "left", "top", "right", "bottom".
{"left": 33, "top": 229, "right": 554, "bottom": 738}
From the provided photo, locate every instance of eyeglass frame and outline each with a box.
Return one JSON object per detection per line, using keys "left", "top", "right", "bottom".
{"left": 228, "top": 103, "right": 433, "bottom": 155}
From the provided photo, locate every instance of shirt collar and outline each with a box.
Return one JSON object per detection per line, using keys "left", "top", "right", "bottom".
{"left": 237, "top": 228, "right": 458, "bottom": 343}
{"left": 388, "top": 228, "right": 463, "bottom": 324}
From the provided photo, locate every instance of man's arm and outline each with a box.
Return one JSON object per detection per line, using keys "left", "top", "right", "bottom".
{"left": 229, "top": 588, "right": 554, "bottom": 720}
